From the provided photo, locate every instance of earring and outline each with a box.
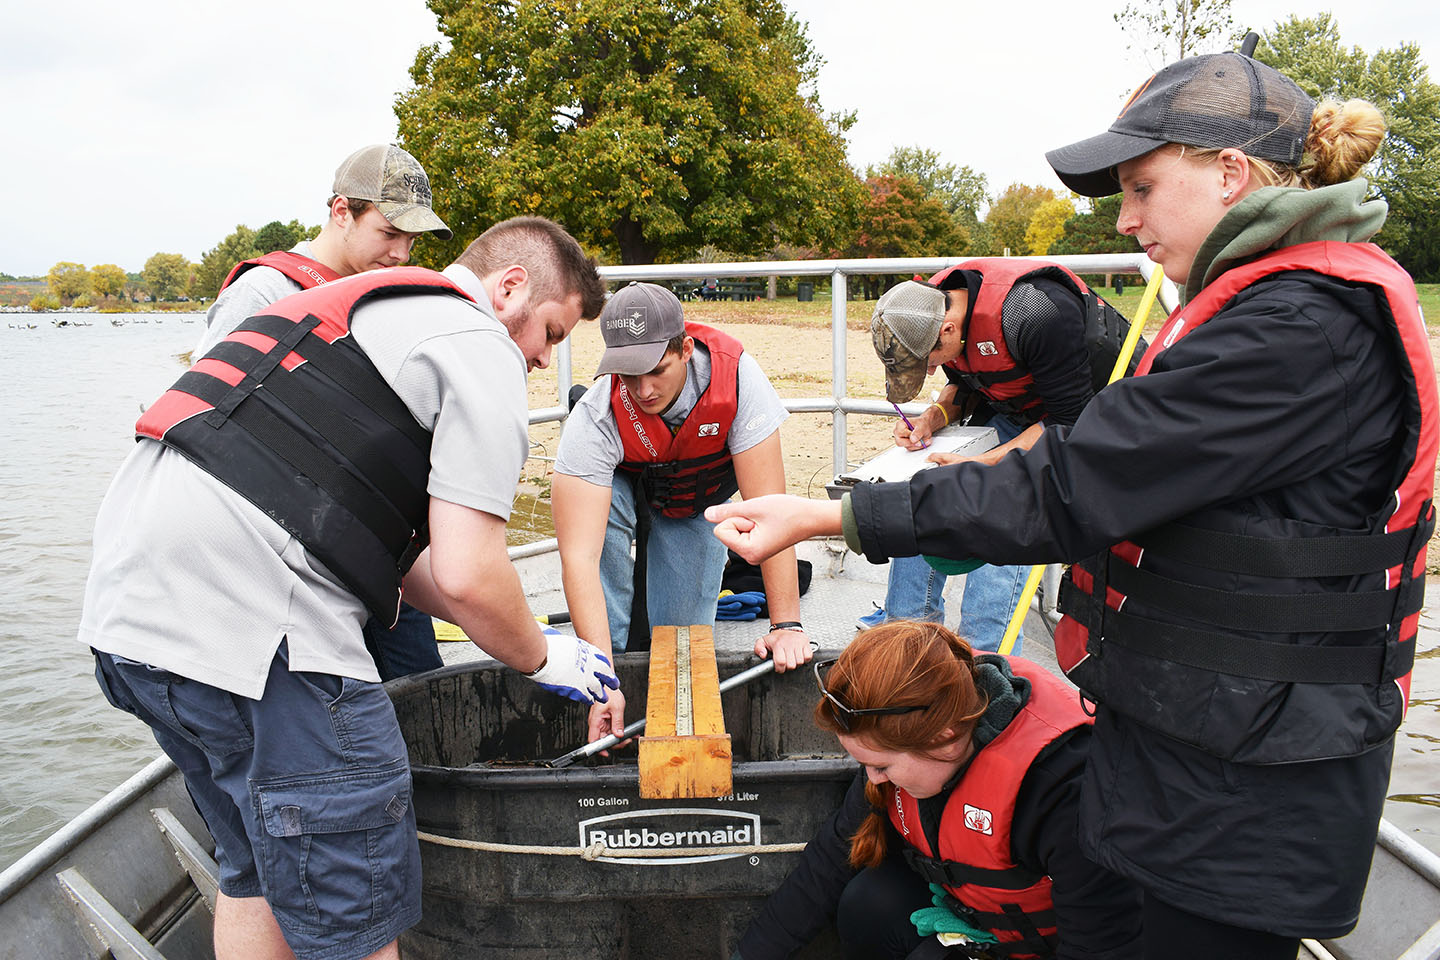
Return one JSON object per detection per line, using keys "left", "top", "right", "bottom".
{"left": 1222, "top": 189, "right": 1233, "bottom": 200}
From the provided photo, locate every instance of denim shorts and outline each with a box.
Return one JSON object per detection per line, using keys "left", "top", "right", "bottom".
{"left": 93, "top": 641, "right": 421, "bottom": 960}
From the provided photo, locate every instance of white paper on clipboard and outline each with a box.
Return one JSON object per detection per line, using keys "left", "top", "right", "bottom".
{"left": 838, "top": 425, "right": 999, "bottom": 484}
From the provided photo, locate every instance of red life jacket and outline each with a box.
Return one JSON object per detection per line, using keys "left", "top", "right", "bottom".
{"left": 930, "top": 260, "right": 1138, "bottom": 426}
{"left": 136, "top": 267, "right": 475, "bottom": 627}
{"left": 1055, "top": 242, "right": 1437, "bottom": 763}
{"left": 612, "top": 322, "right": 744, "bottom": 518}
{"left": 888, "top": 658, "right": 1091, "bottom": 959}
{"left": 220, "top": 250, "right": 341, "bottom": 292}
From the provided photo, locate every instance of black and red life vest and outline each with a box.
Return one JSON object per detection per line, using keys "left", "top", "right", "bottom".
{"left": 1055, "top": 242, "right": 1437, "bottom": 763}
{"left": 888, "top": 658, "right": 1091, "bottom": 959}
{"left": 220, "top": 250, "right": 341, "bottom": 292}
{"left": 136, "top": 267, "right": 475, "bottom": 627}
{"left": 930, "top": 260, "right": 1139, "bottom": 426}
{"left": 613, "top": 322, "right": 743, "bottom": 518}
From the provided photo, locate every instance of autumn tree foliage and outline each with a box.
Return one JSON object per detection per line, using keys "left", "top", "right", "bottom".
{"left": 47, "top": 262, "right": 91, "bottom": 305}
{"left": 846, "top": 174, "right": 966, "bottom": 298}
{"left": 142, "top": 253, "right": 192, "bottom": 302}
{"left": 984, "top": 183, "right": 1057, "bottom": 257}
{"left": 396, "top": 0, "right": 864, "bottom": 265}
{"left": 1049, "top": 195, "right": 1136, "bottom": 256}
{"left": 1024, "top": 197, "right": 1076, "bottom": 256}
{"left": 90, "top": 264, "right": 128, "bottom": 300}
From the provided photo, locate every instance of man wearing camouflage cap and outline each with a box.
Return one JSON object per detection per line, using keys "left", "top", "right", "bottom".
{"left": 193, "top": 142, "right": 451, "bottom": 355}
{"left": 862, "top": 259, "right": 1140, "bottom": 651}
{"left": 192, "top": 143, "right": 454, "bottom": 681}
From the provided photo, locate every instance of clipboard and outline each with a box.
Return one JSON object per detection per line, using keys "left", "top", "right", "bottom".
{"left": 826, "top": 425, "right": 998, "bottom": 498}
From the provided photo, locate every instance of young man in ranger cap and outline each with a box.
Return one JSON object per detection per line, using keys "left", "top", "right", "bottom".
{"left": 194, "top": 142, "right": 455, "bottom": 679}
{"left": 862, "top": 261, "right": 1138, "bottom": 651}
{"left": 552, "top": 281, "right": 812, "bottom": 748}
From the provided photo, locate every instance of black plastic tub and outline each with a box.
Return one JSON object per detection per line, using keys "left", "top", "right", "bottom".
{"left": 386, "top": 649, "right": 854, "bottom": 959}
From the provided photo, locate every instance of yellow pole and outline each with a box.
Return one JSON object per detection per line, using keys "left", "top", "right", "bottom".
{"left": 996, "top": 266, "right": 1165, "bottom": 656}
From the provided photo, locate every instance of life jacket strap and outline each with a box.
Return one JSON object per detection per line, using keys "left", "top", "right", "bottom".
{"left": 1132, "top": 511, "right": 1434, "bottom": 578}
{"left": 1105, "top": 561, "right": 1425, "bottom": 634}
{"left": 904, "top": 847, "right": 1045, "bottom": 890}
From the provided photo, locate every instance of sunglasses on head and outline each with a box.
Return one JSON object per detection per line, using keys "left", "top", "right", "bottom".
{"left": 813, "top": 658, "right": 926, "bottom": 733}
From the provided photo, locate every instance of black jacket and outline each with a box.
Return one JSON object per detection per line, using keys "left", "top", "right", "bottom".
{"left": 846, "top": 268, "right": 1407, "bottom": 937}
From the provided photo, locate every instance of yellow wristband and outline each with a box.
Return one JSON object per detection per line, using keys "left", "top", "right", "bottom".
{"left": 930, "top": 403, "right": 950, "bottom": 427}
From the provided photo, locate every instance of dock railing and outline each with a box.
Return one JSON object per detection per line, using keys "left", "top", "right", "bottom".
{"left": 538, "top": 253, "right": 1178, "bottom": 480}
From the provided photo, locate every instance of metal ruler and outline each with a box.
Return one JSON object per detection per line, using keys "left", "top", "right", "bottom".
{"left": 675, "top": 625, "right": 693, "bottom": 736}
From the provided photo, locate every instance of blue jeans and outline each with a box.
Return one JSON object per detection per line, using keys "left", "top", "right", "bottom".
{"left": 362, "top": 602, "right": 441, "bottom": 682}
{"left": 601, "top": 476, "right": 727, "bottom": 652}
{"left": 881, "top": 554, "right": 1027, "bottom": 654}
{"left": 878, "top": 412, "right": 1028, "bottom": 654}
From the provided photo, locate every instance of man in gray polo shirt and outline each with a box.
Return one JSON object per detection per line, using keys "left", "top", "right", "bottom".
{"left": 552, "top": 282, "right": 813, "bottom": 750}
{"left": 84, "top": 217, "right": 613, "bottom": 960}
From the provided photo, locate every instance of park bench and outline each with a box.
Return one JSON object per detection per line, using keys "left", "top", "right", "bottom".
{"left": 669, "top": 278, "right": 767, "bottom": 301}
{"left": 714, "top": 280, "right": 765, "bottom": 301}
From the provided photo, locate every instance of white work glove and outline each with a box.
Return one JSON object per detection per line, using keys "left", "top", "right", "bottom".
{"left": 525, "top": 627, "right": 620, "bottom": 704}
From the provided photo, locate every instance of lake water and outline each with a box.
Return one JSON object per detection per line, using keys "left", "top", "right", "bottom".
{"left": 1, "top": 314, "right": 1438, "bottom": 872}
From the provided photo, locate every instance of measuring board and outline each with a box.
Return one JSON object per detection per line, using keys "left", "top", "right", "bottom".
{"left": 638, "top": 625, "right": 733, "bottom": 799}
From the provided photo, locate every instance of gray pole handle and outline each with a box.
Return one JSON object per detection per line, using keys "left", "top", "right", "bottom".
{"left": 544, "top": 656, "right": 784, "bottom": 768}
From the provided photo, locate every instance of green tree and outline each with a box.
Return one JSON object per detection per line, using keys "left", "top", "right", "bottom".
{"left": 1050, "top": 195, "right": 1137, "bottom": 256}
{"left": 985, "top": 183, "right": 1056, "bottom": 257}
{"left": 1025, "top": 196, "right": 1076, "bottom": 255}
{"left": 142, "top": 253, "right": 192, "bottom": 302}
{"left": 396, "top": 0, "right": 864, "bottom": 265}
{"left": 1257, "top": 15, "right": 1440, "bottom": 281}
{"left": 254, "top": 219, "right": 315, "bottom": 255}
{"left": 1114, "top": 0, "right": 1235, "bottom": 63}
{"left": 194, "top": 225, "right": 259, "bottom": 301}
{"left": 47, "top": 262, "right": 91, "bottom": 305}
{"left": 91, "top": 264, "right": 128, "bottom": 300}
{"left": 29, "top": 292, "right": 60, "bottom": 311}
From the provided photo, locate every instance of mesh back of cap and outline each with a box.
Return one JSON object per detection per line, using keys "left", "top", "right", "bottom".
{"left": 1154, "top": 54, "right": 1313, "bottom": 165}
{"left": 874, "top": 282, "right": 945, "bottom": 358}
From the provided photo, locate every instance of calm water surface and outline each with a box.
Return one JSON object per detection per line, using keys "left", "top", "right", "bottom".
{"left": 1, "top": 314, "right": 1438, "bottom": 871}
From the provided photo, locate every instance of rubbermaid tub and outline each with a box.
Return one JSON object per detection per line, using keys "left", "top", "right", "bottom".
{"left": 387, "top": 649, "right": 852, "bottom": 959}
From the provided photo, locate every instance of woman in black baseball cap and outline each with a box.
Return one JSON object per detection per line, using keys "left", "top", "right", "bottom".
{"left": 708, "top": 49, "right": 1436, "bottom": 960}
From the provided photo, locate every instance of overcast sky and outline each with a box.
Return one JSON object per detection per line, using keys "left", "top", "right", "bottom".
{"left": 4, "top": 0, "right": 1436, "bottom": 276}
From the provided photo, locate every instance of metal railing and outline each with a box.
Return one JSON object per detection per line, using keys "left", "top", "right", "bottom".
{"left": 538, "top": 254, "right": 1178, "bottom": 477}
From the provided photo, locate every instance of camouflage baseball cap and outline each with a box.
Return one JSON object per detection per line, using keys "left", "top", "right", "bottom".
{"left": 872, "top": 281, "right": 946, "bottom": 403}
{"left": 332, "top": 144, "right": 452, "bottom": 240}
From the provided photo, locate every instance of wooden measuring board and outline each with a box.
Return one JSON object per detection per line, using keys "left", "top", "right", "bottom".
{"left": 638, "top": 625, "right": 733, "bottom": 799}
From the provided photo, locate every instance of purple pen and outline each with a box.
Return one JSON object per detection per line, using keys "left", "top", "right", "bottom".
{"left": 891, "top": 401, "right": 929, "bottom": 448}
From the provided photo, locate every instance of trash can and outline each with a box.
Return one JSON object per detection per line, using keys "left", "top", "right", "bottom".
{"left": 796, "top": 281, "right": 814, "bottom": 302}
{"left": 387, "top": 651, "right": 851, "bottom": 959}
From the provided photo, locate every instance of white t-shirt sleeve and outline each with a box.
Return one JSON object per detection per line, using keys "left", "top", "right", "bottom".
{"left": 195, "top": 269, "right": 302, "bottom": 355}
{"left": 727, "top": 352, "right": 789, "bottom": 454}
{"left": 554, "top": 378, "right": 625, "bottom": 487}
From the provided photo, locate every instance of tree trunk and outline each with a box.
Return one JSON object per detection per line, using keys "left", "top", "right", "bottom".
{"left": 612, "top": 218, "right": 660, "bottom": 265}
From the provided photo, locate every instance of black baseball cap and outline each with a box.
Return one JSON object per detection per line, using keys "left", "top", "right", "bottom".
{"left": 1046, "top": 52, "right": 1316, "bottom": 197}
